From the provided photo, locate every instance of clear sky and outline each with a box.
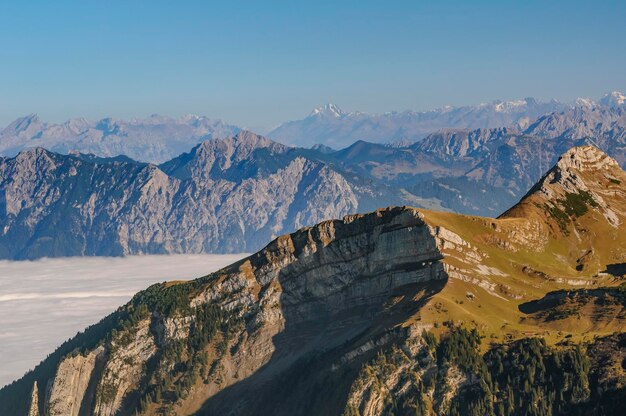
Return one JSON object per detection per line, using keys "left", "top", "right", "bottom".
{"left": 0, "top": 0, "right": 624, "bottom": 132}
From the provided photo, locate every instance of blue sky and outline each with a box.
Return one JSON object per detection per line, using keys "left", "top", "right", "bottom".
{"left": 0, "top": 0, "right": 624, "bottom": 132}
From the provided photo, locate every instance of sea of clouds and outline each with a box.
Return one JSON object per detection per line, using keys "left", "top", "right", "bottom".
{"left": 0, "top": 254, "right": 245, "bottom": 387}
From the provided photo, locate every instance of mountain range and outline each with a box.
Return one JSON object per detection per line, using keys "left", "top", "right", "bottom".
{"left": 306, "top": 104, "right": 626, "bottom": 216}
{"left": 0, "top": 131, "right": 417, "bottom": 259}
{"left": 2, "top": 101, "right": 626, "bottom": 260}
{"left": 267, "top": 91, "right": 626, "bottom": 149}
{"left": 2, "top": 92, "right": 624, "bottom": 163}
{"left": 2, "top": 145, "right": 625, "bottom": 415}
{"left": 0, "top": 114, "right": 239, "bottom": 163}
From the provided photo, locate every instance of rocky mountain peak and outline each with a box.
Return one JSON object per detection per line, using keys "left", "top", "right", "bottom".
{"left": 172, "top": 130, "right": 287, "bottom": 175}
{"left": 15, "top": 146, "right": 54, "bottom": 161}
{"left": 599, "top": 91, "right": 626, "bottom": 107}
{"left": 502, "top": 146, "right": 626, "bottom": 230}
{"left": 554, "top": 145, "right": 620, "bottom": 172}
{"left": 309, "top": 103, "right": 345, "bottom": 118}
{"left": 1, "top": 113, "right": 43, "bottom": 136}
{"left": 574, "top": 97, "right": 597, "bottom": 109}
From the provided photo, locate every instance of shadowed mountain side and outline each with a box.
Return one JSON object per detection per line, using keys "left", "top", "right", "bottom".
{"left": 197, "top": 280, "right": 446, "bottom": 415}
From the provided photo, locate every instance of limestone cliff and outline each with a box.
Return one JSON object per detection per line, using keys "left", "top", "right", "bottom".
{"left": 46, "top": 346, "right": 104, "bottom": 416}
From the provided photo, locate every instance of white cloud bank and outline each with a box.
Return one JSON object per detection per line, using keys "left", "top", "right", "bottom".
{"left": 0, "top": 254, "right": 246, "bottom": 387}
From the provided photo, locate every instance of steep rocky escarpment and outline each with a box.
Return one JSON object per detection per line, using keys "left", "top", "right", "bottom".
{"left": 45, "top": 346, "right": 105, "bottom": 416}
{"left": 0, "top": 207, "right": 449, "bottom": 415}
{"left": 2, "top": 146, "right": 626, "bottom": 415}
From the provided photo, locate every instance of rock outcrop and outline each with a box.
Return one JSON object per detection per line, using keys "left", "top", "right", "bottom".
{"left": 28, "top": 382, "right": 38, "bottom": 416}
{"left": 46, "top": 346, "right": 104, "bottom": 416}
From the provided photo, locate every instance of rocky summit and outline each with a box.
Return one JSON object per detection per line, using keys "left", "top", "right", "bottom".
{"left": 2, "top": 145, "right": 625, "bottom": 415}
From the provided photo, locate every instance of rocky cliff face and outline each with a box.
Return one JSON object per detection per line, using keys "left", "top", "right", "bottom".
{"left": 0, "top": 131, "right": 416, "bottom": 259}
{"left": 45, "top": 346, "right": 104, "bottom": 416}
{"left": 0, "top": 206, "right": 449, "bottom": 415}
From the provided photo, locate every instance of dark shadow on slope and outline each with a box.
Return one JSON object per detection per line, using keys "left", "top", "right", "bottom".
{"left": 195, "top": 272, "right": 447, "bottom": 416}
{"left": 519, "top": 288, "right": 626, "bottom": 324}
{"left": 605, "top": 263, "right": 626, "bottom": 277}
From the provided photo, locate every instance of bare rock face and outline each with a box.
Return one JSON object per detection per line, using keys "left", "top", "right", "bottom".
{"left": 555, "top": 145, "right": 621, "bottom": 172}
{"left": 28, "top": 382, "right": 39, "bottom": 416}
{"left": 93, "top": 319, "right": 157, "bottom": 416}
{"left": 46, "top": 346, "right": 104, "bottom": 416}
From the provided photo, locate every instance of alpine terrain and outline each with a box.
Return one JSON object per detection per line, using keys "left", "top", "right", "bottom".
{"left": 2, "top": 145, "right": 625, "bottom": 415}
{"left": 0, "top": 131, "right": 423, "bottom": 259}
{"left": 2, "top": 98, "right": 626, "bottom": 260}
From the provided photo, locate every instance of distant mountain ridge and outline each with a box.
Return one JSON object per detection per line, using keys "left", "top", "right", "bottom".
{"left": 268, "top": 91, "right": 626, "bottom": 148}
{"left": 2, "top": 103, "right": 626, "bottom": 260}
{"left": 300, "top": 104, "right": 626, "bottom": 216}
{"left": 0, "top": 114, "right": 239, "bottom": 163}
{"left": 2, "top": 92, "right": 626, "bottom": 260}
{"left": 2, "top": 91, "right": 624, "bottom": 162}
{"left": 0, "top": 131, "right": 419, "bottom": 260}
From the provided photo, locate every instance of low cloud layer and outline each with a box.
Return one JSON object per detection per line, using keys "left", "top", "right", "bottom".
{"left": 0, "top": 254, "right": 245, "bottom": 387}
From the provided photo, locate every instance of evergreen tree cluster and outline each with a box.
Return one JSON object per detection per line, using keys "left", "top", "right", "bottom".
{"left": 346, "top": 328, "right": 625, "bottom": 416}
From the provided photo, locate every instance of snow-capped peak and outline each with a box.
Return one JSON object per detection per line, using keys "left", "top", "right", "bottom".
{"left": 309, "top": 103, "right": 345, "bottom": 118}
{"left": 574, "top": 97, "right": 597, "bottom": 109}
{"left": 599, "top": 91, "right": 626, "bottom": 107}
{"left": 493, "top": 99, "right": 528, "bottom": 113}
